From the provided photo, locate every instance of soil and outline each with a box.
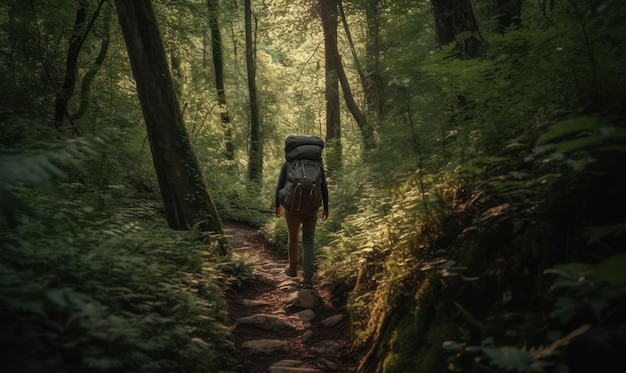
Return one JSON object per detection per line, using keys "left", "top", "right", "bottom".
{"left": 224, "top": 221, "right": 358, "bottom": 373}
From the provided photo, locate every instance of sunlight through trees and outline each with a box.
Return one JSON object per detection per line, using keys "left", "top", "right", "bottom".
{"left": 1, "top": 0, "right": 624, "bottom": 371}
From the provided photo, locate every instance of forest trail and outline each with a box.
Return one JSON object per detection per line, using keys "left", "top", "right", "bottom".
{"left": 223, "top": 222, "right": 357, "bottom": 373}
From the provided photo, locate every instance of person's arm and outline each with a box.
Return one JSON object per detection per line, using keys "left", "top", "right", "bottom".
{"left": 275, "top": 163, "right": 287, "bottom": 217}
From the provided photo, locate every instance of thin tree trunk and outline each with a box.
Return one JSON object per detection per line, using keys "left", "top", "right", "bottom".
{"left": 363, "top": 0, "right": 385, "bottom": 121}
{"left": 319, "top": 0, "right": 342, "bottom": 172}
{"left": 431, "top": 0, "right": 485, "bottom": 59}
{"left": 338, "top": 0, "right": 366, "bottom": 93}
{"left": 335, "top": 54, "right": 376, "bottom": 150}
{"left": 114, "top": 0, "right": 226, "bottom": 251}
{"left": 54, "top": 0, "right": 88, "bottom": 133}
{"left": 207, "top": 0, "right": 235, "bottom": 160}
{"left": 245, "top": 0, "right": 262, "bottom": 182}
{"left": 54, "top": 0, "right": 106, "bottom": 133}
{"left": 71, "top": 3, "right": 110, "bottom": 121}
{"left": 337, "top": 0, "right": 376, "bottom": 151}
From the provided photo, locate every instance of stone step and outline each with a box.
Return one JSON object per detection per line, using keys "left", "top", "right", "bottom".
{"left": 236, "top": 313, "right": 300, "bottom": 331}
{"left": 268, "top": 359, "right": 322, "bottom": 373}
{"left": 241, "top": 339, "right": 289, "bottom": 355}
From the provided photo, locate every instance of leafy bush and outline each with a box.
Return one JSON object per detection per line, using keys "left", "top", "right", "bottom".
{"left": 260, "top": 214, "right": 289, "bottom": 256}
{"left": 0, "top": 136, "right": 238, "bottom": 372}
{"left": 1, "top": 197, "right": 238, "bottom": 372}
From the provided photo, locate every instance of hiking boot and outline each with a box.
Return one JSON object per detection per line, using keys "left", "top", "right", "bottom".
{"left": 302, "top": 278, "right": 313, "bottom": 289}
{"left": 285, "top": 264, "right": 297, "bottom": 277}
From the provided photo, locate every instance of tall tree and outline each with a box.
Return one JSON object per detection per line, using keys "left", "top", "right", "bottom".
{"left": 338, "top": 0, "right": 367, "bottom": 98}
{"left": 431, "top": 0, "right": 485, "bottom": 58}
{"left": 363, "top": 0, "right": 385, "bottom": 121}
{"left": 245, "top": 0, "right": 263, "bottom": 182}
{"left": 114, "top": 0, "right": 226, "bottom": 246}
{"left": 207, "top": 0, "right": 235, "bottom": 160}
{"left": 319, "top": 0, "right": 342, "bottom": 171}
{"left": 71, "top": 2, "right": 111, "bottom": 121}
{"left": 54, "top": 0, "right": 107, "bottom": 134}
{"left": 337, "top": 0, "right": 376, "bottom": 151}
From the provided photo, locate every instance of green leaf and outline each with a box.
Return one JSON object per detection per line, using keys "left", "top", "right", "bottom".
{"left": 555, "top": 254, "right": 626, "bottom": 286}
{"left": 442, "top": 340, "right": 464, "bottom": 352}
{"left": 482, "top": 346, "right": 539, "bottom": 372}
{"left": 552, "top": 134, "right": 605, "bottom": 153}
{"left": 552, "top": 263, "right": 590, "bottom": 276}
{"left": 539, "top": 116, "right": 603, "bottom": 142}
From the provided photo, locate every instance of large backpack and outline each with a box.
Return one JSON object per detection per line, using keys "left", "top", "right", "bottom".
{"left": 278, "top": 135, "right": 324, "bottom": 212}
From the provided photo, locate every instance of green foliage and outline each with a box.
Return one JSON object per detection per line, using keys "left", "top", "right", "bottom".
{"left": 437, "top": 123, "right": 625, "bottom": 372}
{"left": 547, "top": 255, "right": 626, "bottom": 323}
{"left": 2, "top": 0, "right": 625, "bottom": 372}
{"left": 260, "top": 215, "right": 289, "bottom": 256}
{"left": 0, "top": 136, "right": 98, "bottom": 226}
{"left": 0, "top": 131, "right": 238, "bottom": 372}
{"left": 539, "top": 116, "right": 626, "bottom": 153}
{"left": 1, "top": 190, "right": 238, "bottom": 372}
{"left": 216, "top": 253, "right": 255, "bottom": 289}
{"left": 317, "top": 166, "right": 391, "bottom": 278}
{"left": 206, "top": 165, "right": 274, "bottom": 226}
{"left": 314, "top": 1, "right": 626, "bottom": 372}
{"left": 0, "top": 139, "right": 98, "bottom": 185}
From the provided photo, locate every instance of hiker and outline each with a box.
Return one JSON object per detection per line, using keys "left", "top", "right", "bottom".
{"left": 275, "top": 135, "right": 329, "bottom": 289}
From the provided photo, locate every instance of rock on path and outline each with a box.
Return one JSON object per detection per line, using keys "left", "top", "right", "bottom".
{"left": 224, "top": 222, "right": 355, "bottom": 372}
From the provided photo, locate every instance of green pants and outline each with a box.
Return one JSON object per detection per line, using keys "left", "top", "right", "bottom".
{"left": 285, "top": 208, "right": 318, "bottom": 280}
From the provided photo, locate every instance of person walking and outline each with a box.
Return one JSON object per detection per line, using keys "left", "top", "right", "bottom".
{"left": 275, "top": 135, "right": 329, "bottom": 289}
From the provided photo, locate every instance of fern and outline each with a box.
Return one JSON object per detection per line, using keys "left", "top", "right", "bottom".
{"left": 1, "top": 145, "right": 238, "bottom": 373}
{"left": 1, "top": 205, "right": 238, "bottom": 371}
{"left": 0, "top": 137, "right": 100, "bottom": 187}
{"left": 481, "top": 345, "right": 548, "bottom": 373}
{"left": 539, "top": 116, "right": 626, "bottom": 153}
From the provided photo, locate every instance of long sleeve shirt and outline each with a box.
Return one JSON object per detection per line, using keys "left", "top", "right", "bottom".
{"left": 275, "top": 161, "right": 329, "bottom": 211}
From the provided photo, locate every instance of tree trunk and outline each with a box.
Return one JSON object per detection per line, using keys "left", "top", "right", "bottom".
{"left": 71, "top": 2, "right": 111, "bottom": 121}
{"left": 335, "top": 54, "right": 376, "bottom": 151}
{"left": 114, "top": 0, "right": 226, "bottom": 247}
{"left": 319, "top": 0, "right": 342, "bottom": 172}
{"left": 338, "top": 0, "right": 366, "bottom": 94}
{"left": 337, "top": 0, "right": 376, "bottom": 151}
{"left": 363, "top": 0, "right": 385, "bottom": 121}
{"left": 431, "top": 0, "right": 485, "bottom": 59}
{"left": 54, "top": 0, "right": 89, "bottom": 133}
{"left": 245, "top": 0, "right": 263, "bottom": 183}
{"left": 54, "top": 0, "right": 108, "bottom": 133}
{"left": 207, "top": 0, "right": 235, "bottom": 160}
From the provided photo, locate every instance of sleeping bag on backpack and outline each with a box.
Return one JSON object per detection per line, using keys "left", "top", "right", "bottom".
{"left": 284, "top": 135, "right": 324, "bottom": 161}
{"left": 278, "top": 135, "right": 324, "bottom": 212}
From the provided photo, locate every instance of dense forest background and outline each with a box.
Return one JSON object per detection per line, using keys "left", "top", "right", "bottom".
{"left": 1, "top": 0, "right": 624, "bottom": 372}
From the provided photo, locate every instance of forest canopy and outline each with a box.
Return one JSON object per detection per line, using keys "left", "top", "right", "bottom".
{"left": 1, "top": 0, "right": 624, "bottom": 372}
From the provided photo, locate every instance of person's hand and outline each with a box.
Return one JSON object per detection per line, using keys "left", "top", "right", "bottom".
{"left": 322, "top": 210, "right": 328, "bottom": 221}
{"left": 275, "top": 206, "right": 282, "bottom": 218}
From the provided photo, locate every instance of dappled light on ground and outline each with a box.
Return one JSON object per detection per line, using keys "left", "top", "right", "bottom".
{"left": 224, "top": 222, "right": 356, "bottom": 372}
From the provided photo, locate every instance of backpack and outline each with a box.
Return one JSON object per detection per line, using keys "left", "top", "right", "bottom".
{"left": 278, "top": 136, "right": 324, "bottom": 212}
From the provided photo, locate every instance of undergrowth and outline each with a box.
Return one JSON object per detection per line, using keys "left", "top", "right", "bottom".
{"left": 301, "top": 2, "right": 626, "bottom": 372}
{"left": 0, "top": 133, "right": 239, "bottom": 372}
{"left": 316, "top": 113, "right": 626, "bottom": 373}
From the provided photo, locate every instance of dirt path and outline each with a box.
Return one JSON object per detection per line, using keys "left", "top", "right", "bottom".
{"left": 223, "top": 222, "right": 357, "bottom": 373}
